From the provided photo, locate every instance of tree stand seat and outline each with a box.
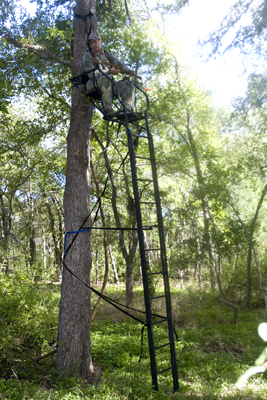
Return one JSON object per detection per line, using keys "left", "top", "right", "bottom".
{"left": 86, "top": 88, "right": 102, "bottom": 100}
{"left": 70, "top": 68, "right": 150, "bottom": 122}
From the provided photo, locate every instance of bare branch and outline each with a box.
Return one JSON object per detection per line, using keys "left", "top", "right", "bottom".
{"left": 124, "top": 0, "right": 132, "bottom": 23}
{"left": 200, "top": 0, "right": 257, "bottom": 58}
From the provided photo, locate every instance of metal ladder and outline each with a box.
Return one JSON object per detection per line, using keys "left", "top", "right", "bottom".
{"left": 71, "top": 70, "right": 178, "bottom": 391}
{"left": 115, "top": 105, "right": 179, "bottom": 392}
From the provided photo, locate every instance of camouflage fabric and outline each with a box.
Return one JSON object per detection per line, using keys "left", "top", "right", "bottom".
{"left": 82, "top": 49, "right": 134, "bottom": 111}
{"left": 88, "top": 33, "right": 101, "bottom": 40}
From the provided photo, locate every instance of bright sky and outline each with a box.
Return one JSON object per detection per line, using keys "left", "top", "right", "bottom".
{"left": 166, "top": 0, "right": 251, "bottom": 106}
{"left": 22, "top": 0, "right": 252, "bottom": 107}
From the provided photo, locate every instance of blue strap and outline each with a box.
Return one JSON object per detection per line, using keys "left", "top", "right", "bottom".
{"left": 65, "top": 228, "right": 91, "bottom": 235}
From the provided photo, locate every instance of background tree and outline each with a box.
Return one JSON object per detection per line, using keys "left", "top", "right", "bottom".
{"left": 201, "top": 0, "right": 267, "bottom": 58}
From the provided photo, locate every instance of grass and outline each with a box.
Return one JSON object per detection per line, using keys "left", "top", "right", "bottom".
{"left": 1, "top": 273, "right": 267, "bottom": 399}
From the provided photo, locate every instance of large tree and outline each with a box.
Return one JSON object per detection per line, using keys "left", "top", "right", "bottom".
{"left": 0, "top": 0, "right": 191, "bottom": 378}
{"left": 1, "top": 0, "right": 97, "bottom": 377}
{"left": 56, "top": 0, "right": 97, "bottom": 378}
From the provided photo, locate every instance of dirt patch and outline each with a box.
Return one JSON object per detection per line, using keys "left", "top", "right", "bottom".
{"left": 87, "top": 364, "right": 103, "bottom": 385}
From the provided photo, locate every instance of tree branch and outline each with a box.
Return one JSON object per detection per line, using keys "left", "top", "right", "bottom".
{"left": 227, "top": 190, "right": 267, "bottom": 311}
{"left": 124, "top": 0, "right": 132, "bottom": 23}
{"left": 1, "top": 33, "right": 74, "bottom": 70}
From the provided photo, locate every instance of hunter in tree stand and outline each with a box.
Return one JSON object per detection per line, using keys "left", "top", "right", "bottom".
{"left": 83, "top": 32, "right": 136, "bottom": 119}
{"left": 236, "top": 323, "right": 267, "bottom": 388}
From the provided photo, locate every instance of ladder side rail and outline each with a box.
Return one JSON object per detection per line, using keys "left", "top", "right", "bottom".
{"left": 145, "top": 112, "right": 179, "bottom": 392}
{"left": 132, "top": 81, "right": 150, "bottom": 113}
{"left": 125, "top": 126, "right": 158, "bottom": 391}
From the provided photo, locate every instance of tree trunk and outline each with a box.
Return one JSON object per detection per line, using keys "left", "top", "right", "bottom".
{"left": 186, "top": 113, "right": 216, "bottom": 288}
{"left": 95, "top": 247, "right": 98, "bottom": 284}
{"left": 0, "top": 192, "right": 10, "bottom": 275}
{"left": 28, "top": 170, "right": 36, "bottom": 268}
{"left": 45, "top": 194, "right": 63, "bottom": 273}
{"left": 245, "top": 184, "right": 267, "bottom": 308}
{"left": 126, "top": 261, "right": 134, "bottom": 306}
{"left": 42, "top": 231, "right": 46, "bottom": 270}
{"left": 52, "top": 194, "right": 64, "bottom": 273}
{"left": 196, "top": 238, "right": 202, "bottom": 288}
{"left": 143, "top": 230, "right": 155, "bottom": 298}
{"left": 175, "top": 61, "right": 216, "bottom": 288}
{"left": 198, "top": 262, "right": 202, "bottom": 288}
{"left": 109, "top": 245, "right": 119, "bottom": 284}
{"left": 213, "top": 244, "right": 238, "bottom": 326}
{"left": 179, "top": 232, "right": 184, "bottom": 289}
{"left": 246, "top": 245, "right": 252, "bottom": 308}
{"left": 56, "top": 0, "right": 96, "bottom": 379}
{"left": 90, "top": 154, "right": 109, "bottom": 323}
{"left": 92, "top": 130, "right": 138, "bottom": 305}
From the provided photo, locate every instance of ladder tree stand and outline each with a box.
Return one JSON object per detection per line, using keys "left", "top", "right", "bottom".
{"left": 70, "top": 69, "right": 179, "bottom": 392}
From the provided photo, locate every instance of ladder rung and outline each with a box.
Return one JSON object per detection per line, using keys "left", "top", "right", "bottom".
{"left": 150, "top": 295, "right": 165, "bottom": 300}
{"left": 131, "top": 133, "right": 148, "bottom": 138}
{"left": 157, "top": 366, "right": 173, "bottom": 375}
{"left": 135, "top": 156, "right": 151, "bottom": 160}
{"left": 147, "top": 271, "right": 162, "bottom": 276}
{"left": 144, "top": 248, "right": 161, "bottom": 251}
{"left": 137, "top": 179, "right": 153, "bottom": 182}
{"left": 154, "top": 342, "right": 170, "bottom": 350}
{"left": 140, "top": 201, "right": 156, "bottom": 205}
{"left": 152, "top": 318, "right": 168, "bottom": 325}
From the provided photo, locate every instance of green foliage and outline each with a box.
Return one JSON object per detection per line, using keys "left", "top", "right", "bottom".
{"left": 1, "top": 281, "right": 267, "bottom": 399}
{"left": 0, "top": 271, "right": 59, "bottom": 382}
{"left": 0, "top": 103, "right": 66, "bottom": 279}
{"left": 2, "top": 0, "right": 267, "bottom": 396}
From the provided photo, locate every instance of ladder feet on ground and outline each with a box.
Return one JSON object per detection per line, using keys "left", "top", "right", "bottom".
{"left": 122, "top": 107, "right": 179, "bottom": 392}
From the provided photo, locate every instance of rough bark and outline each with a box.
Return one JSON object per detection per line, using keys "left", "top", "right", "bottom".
{"left": 56, "top": 0, "right": 97, "bottom": 378}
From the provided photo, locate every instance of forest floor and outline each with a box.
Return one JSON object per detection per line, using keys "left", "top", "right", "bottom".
{"left": 1, "top": 274, "right": 267, "bottom": 399}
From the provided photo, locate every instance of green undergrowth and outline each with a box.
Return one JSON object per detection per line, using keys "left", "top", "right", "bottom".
{"left": 1, "top": 273, "right": 267, "bottom": 399}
